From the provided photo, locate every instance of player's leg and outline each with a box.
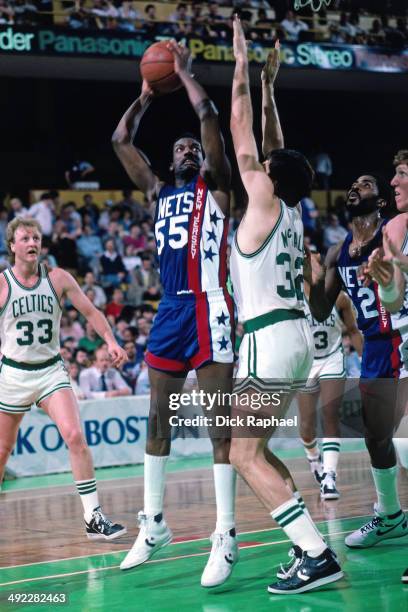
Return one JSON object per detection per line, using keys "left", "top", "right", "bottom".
{"left": 319, "top": 377, "right": 344, "bottom": 500}
{"left": 121, "top": 367, "right": 187, "bottom": 570}
{"left": 393, "top": 377, "right": 408, "bottom": 468}
{"left": 298, "top": 390, "right": 323, "bottom": 483}
{"left": 229, "top": 407, "right": 342, "bottom": 595}
{"left": 345, "top": 378, "right": 407, "bottom": 548}
{"left": 39, "top": 388, "right": 126, "bottom": 540}
{"left": 0, "top": 411, "right": 24, "bottom": 489}
{"left": 196, "top": 361, "right": 238, "bottom": 587}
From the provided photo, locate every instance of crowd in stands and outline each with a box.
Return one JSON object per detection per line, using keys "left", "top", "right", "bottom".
{"left": 0, "top": 1, "right": 406, "bottom": 49}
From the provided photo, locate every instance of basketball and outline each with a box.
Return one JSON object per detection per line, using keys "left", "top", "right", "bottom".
{"left": 140, "top": 42, "right": 181, "bottom": 94}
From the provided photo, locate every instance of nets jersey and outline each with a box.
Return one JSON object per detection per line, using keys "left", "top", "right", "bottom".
{"left": 337, "top": 222, "right": 408, "bottom": 378}
{"left": 230, "top": 201, "right": 304, "bottom": 321}
{"left": 305, "top": 299, "right": 342, "bottom": 359}
{"left": 155, "top": 175, "right": 228, "bottom": 294}
{"left": 0, "top": 264, "right": 61, "bottom": 363}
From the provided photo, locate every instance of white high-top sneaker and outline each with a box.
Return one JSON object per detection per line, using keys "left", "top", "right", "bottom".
{"left": 201, "top": 528, "right": 239, "bottom": 588}
{"left": 320, "top": 471, "right": 340, "bottom": 500}
{"left": 120, "top": 511, "right": 172, "bottom": 570}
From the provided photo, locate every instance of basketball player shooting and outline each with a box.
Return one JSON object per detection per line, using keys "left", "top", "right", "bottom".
{"left": 0, "top": 218, "right": 128, "bottom": 540}
{"left": 112, "top": 41, "right": 238, "bottom": 586}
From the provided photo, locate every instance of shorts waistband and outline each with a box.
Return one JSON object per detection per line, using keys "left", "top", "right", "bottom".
{"left": 164, "top": 287, "right": 227, "bottom": 301}
{"left": 243, "top": 309, "right": 305, "bottom": 334}
{"left": 2, "top": 354, "right": 62, "bottom": 370}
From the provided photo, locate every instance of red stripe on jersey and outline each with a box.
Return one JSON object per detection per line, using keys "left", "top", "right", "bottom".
{"left": 391, "top": 332, "right": 403, "bottom": 379}
{"left": 190, "top": 294, "right": 212, "bottom": 369}
{"left": 218, "top": 217, "right": 229, "bottom": 286}
{"left": 187, "top": 176, "right": 208, "bottom": 293}
{"left": 373, "top": 282, "right": 392, "bottom": 333}
{"left": 145, "top": 351, "right": 187, "bottom": 372}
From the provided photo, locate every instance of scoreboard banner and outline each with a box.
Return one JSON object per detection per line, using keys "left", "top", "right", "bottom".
{"left": 1, "top": 26, "right": 407, "bottom": 73}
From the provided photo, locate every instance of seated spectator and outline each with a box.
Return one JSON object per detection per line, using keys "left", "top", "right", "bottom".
{"left": 81, "top": 271, "right": 107, "bottom": 309}
{"left": 13, "top": 0, "right": 38, "bottom": 26}
{"left": 77, "top": 224, "right": 103, "bottom": 276}
{"left": 123, "top": 223, "right": 147, "bottom": 253}
{"left": 7, "top": 197, "right": 28, "bottom": 221}
{"left": 74, "top": 347, "right": 92, "bottom": 369}
{"left": 127, "top": 254, "right": 161, "bottom": 306}
{"left": 50, "top": 219, "right": 79, "bottom": 270}
{"left": 39, "top": 237, "right": 58, "bottom": 270}
{"left": 100, "top": 238, "right": 127, "bottom": 288}
{"left": 0, "top": 0, "right": 14, "bottom": 24}
{"left": 323, "top": 214, "right": 348, "bottom": 250}
{"left": 123, "top": 244, "right": 142, "bottom": 273}
{"left": 143, "top": 3, "right": 158, "bottom": 36}
{"left": 60, "top": 311, "right": 85, "bottom": 343}
{"left": 79, "top": 193, "right": 100, "bottom": 230}
{"left": 29, "top": 192, "right": 54, "bottom": 238}
{"left": 60, "top": 201, "right": 82, "bottom": 236}
{"left": 67, "top": 361, "right": 86, "bottom": 400}
{"left": 117, "top": 1, "right": 142, "bottom": 32}
{"left": 301, "top": 194, "right": 319, "bottom": 236}
{"left": 105, "top": 288, "right": 125, "bottom": 319}
{"left": 281, "top": 10, "right": 308, "bottom": 41}
{"left": 121, "top": 340, "right": 141, "bottom": 390}
{"left": 78, "top": 321, "right": 104, "bottom": 354}
{"left": 134, "top": 360, "right": 150, "bottom": 395}
{"left": 117, "top": 189, "right": 145, "bottom": 222}
{"left": 79, "top": 347, "right": 132, "bottom": 399}
{"left": 170, "top": 2, "right": 190, "bottom": 23}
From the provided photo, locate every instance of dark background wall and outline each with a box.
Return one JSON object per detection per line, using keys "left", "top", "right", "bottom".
{"left": 0, "top": 75, "right": 405, "bottom": 200}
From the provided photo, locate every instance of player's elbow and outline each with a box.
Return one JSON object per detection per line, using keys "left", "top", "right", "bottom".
{"left": 111, "top": 128, "right": 130, "bottom": 148}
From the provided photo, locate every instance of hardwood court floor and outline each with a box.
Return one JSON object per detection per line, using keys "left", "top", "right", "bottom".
{"left": 0, "top": 448, "right": 407, "bottom": 611}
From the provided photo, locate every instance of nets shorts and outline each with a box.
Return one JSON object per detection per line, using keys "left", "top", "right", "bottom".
{"left": 0, "top": 357, "right": 72, "bottom": 414}
{"left": 146, "top": 288, "right": 235, "bottom": 372}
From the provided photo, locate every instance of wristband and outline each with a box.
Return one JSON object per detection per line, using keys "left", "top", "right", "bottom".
{"left": 378, "top": 278, "right": 400, "bottom": 303}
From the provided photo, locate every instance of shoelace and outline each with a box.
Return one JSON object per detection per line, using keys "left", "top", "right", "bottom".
{"left": 94, "top": 510, "right": 113, "bottom": 529}
{"left": 279, "top": 548, "right": 301, "bottom": 579}
{"left": 360, "top": 516, "right": 382, "bottom": 534}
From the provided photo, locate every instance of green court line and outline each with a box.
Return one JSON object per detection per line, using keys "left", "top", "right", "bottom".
{"left": 3, "top": 441, "right": 366, "bottom": 493}
{"left": 0, "top": 516, "right": 406, "bottom": 612}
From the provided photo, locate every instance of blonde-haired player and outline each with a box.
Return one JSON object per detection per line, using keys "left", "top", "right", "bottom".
{"left": 0, "top": 218, "right": 128, "bottom": 539}
{"left": 299, "top": 284, "right": 363, "bottom": 499}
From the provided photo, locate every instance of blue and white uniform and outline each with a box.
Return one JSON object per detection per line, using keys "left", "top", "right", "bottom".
{"left": 336, "top": 222, "right": 408, "bottom": 379}
{"left": 146, "top": 175, "right": 234, "bottom": 372}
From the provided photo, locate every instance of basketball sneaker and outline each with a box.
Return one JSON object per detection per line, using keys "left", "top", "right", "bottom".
{"left": 308, "top": 454, "right": 324, "bottom": 484}
{"left": 276, "top": 545, "right": 303, "bottom": 579}
{"left": 201, "top": 528, "right": 239, "bottom": 587}
{"left": 120, "top": 511, "right": 172, "bottom": 571}
{"left": 402, "top": 568, "right": 408, "bottom": 583}
{"left": 268, "top": 547, "right": 343, "bottom": 594}
{"left": 85, "top": 507, "right": 127, "bottom": 540}
{"left": 345, "top": 508, "right": 408, "bottom": 548}
{"left": 320, "top": 471, "right": 340, "bottom": 500}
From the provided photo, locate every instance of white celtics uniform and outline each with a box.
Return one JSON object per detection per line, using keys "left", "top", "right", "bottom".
{"left": 0, "top": 264, "right": 71, "bottom": 413}
{"left": 391, "top": 231, "right": 408, "bottom": 374}
{"left": 230, "top": 201, "right": 313, "bottom": 393}
{"left": 302, "top": 300, "right": 345, "bottom": 393}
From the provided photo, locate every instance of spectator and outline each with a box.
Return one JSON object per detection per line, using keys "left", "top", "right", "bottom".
{"left": 0, "top": 0, "right": 14, "bottom": 24}
{"left": 123, "top": 244, "right": 142, "bottom": 273}
{"left": 100, "top": 238, "right": 127, "bottom": 288}
{"left": 65, "top": 158, "right": 98, "bottom": 189}
{"left": 323, "top": 214, "right": 348, "bottom": 250}
{"left": 13, "top": 0, "right": 38, "bottom": 26}
{"left": 144, "top": 3, "right": 158, "bottom": 36}
{"left": 60, "top": 202, "right": 82, "bottom": 235}
{"left": 281, "top": 10, "right": 308, "bottom": 41}
{"left": 79, "top": 193, "right": 100, "bottom": 229}
{"left": 67, "top": 361, "right": 86, "bottom": 400}
{"left": 78, "top": 321, "right": 104, "bottom": 354}
{"left": 117, "top": 189, "right": 145, "bottom": 222}
{"left": 117, "top": 1, "right": 142, "bottom": 32}
{"left": 39, "top": 237, "right": 58, "bottom": 270}
{"left": 134, "top": 360, "right": 150, "bottom": 395}
{"left": 300, "top": 194, "right": 319, "bottom": 235}
{"left": 28, "top": 192, "right": 54, "bottom": 237}
{"left": 127, "top": 254, "right": 161, "bottom": 305}
{"left": 105, "top": 219, "right": 125, "bottom": 255}
{"left": 74, "top": 347, "right": 91, "bottom": 369}
{"left": 79, "top": 347, "right": 132, "bottom": 398}
{"left": 76, "top": 224, "right": 103, "bottom": 276}
{"left": 81, "top": 271, "right": 107, "bottom": 309}
{"left": 314, "top": 149, "right": 333, "bottom": 191}
{"left": 343, "top": 333, "right": 361, "bottom": 378}
{"left": 123, "top": 223, "right": 147, "bottom": 253}
{"left": 105, "top": 288, "right": 125, "bottom": 319}
{"left": 7, "top": 197, "right": 28, "bottom": 221}
{"left": 170, "top": 2, "right": 190, "bottom": 23}
{"left": 60, "top": 311, "right": 85, "bottom": 343}
{"left": 50, "top": 219, "right": 78, "bottom": 270}
{"left": 121, "top": 340, "right": 141, "bottom": 390}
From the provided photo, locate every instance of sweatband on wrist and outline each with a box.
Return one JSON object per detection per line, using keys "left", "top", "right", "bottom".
{"left": 378, "top": 278, "right": 400, "bottom": 303}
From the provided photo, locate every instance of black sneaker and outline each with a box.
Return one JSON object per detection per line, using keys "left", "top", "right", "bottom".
{"left": 402, "top": 568, "right": 408, "bottom": 584}
{"left": 268, "top": 548, "right": 343, "bottom": 594}
{"left": 308, "top": 454, "right": 324, "bottom": 485}
{"left": 85, "top": 507, "right": 127, "bottom": 540}
{"left": 276, "top": 545, "right": 303, "bottom": 579}
{"left": 320, "top": 471, "right": 340, "bottom": 500}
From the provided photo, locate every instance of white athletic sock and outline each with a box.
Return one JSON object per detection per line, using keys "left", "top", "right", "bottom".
{"left": 371, "top": 465, "right": 401, "bottom": 516}
{"left": 144, "top": 453, "right": 169, "bottom": 517}
{"left": 271, "top": 498, "right": 326, "bottom": 557}
{"left": 322, "top": 438, "right": 341, "bottom": 474}
{"left": 293, "top": 490, "right": 312, "bottom": 521}
{"left": 213, "top": 463, "right": 236, "bottom": 533}
{"left": 302, "top": 438, "right": 320, "bottom": 460}
{"left": 394, "top": 437, "right": 408, "bottom": 469}
{"left": 76, "top": 479, "right": 99, "bottom": 522}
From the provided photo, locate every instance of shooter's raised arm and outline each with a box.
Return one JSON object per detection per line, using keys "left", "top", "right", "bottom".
{"left": 261, "top": 41, "right": 284, "bottom": 158}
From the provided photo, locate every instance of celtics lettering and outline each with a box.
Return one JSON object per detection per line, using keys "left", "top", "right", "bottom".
{"left": 12, "top": 294, "right": 54, "bottom": 318}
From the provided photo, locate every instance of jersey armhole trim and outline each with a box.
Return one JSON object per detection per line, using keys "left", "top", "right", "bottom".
{"left": 0, "top": 271, "right": 11, "bottom": 317}
{"left": 234, "top": 200, "right": 283, "bottom": 259}
{"left": 45, "top": 267, "right": 62, "bottom": 310}
{"left": 401, "top": 232, "right": 408, "bottom": 253}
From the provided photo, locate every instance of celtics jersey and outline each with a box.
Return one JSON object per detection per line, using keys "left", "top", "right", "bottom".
{"left": 230, "top": 201, "right": 304, "bottom": 322}
{"left": 0, "top": 265, "right": 61, "bottom": 363}
{"left": 391, "top": 231, "right": 408, "bottom": 359}
{"left": 305, "top": 299, "right": 343, "bottom": 360}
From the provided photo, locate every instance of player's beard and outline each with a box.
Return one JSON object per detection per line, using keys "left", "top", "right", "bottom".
{"left": 175, "top": 165, "right": 199, "bottom": 183}
{"left": 346, "top": 196, "right": 380, "bottom": 220}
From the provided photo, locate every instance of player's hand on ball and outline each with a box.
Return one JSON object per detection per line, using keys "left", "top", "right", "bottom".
{"left": 108, "top": 343, "right": 128, "bottom": 368}
{"left": 232, "top": 15, "right": 248, "bottom": 63}
{"left": 261, "top": 40, "right": 280, "bottom": 85}
{"left": 367, "top": 247, "right": 394, "bottom": 287}
{"left": 166, "top": 40, "right": 192, "bottom": 76}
